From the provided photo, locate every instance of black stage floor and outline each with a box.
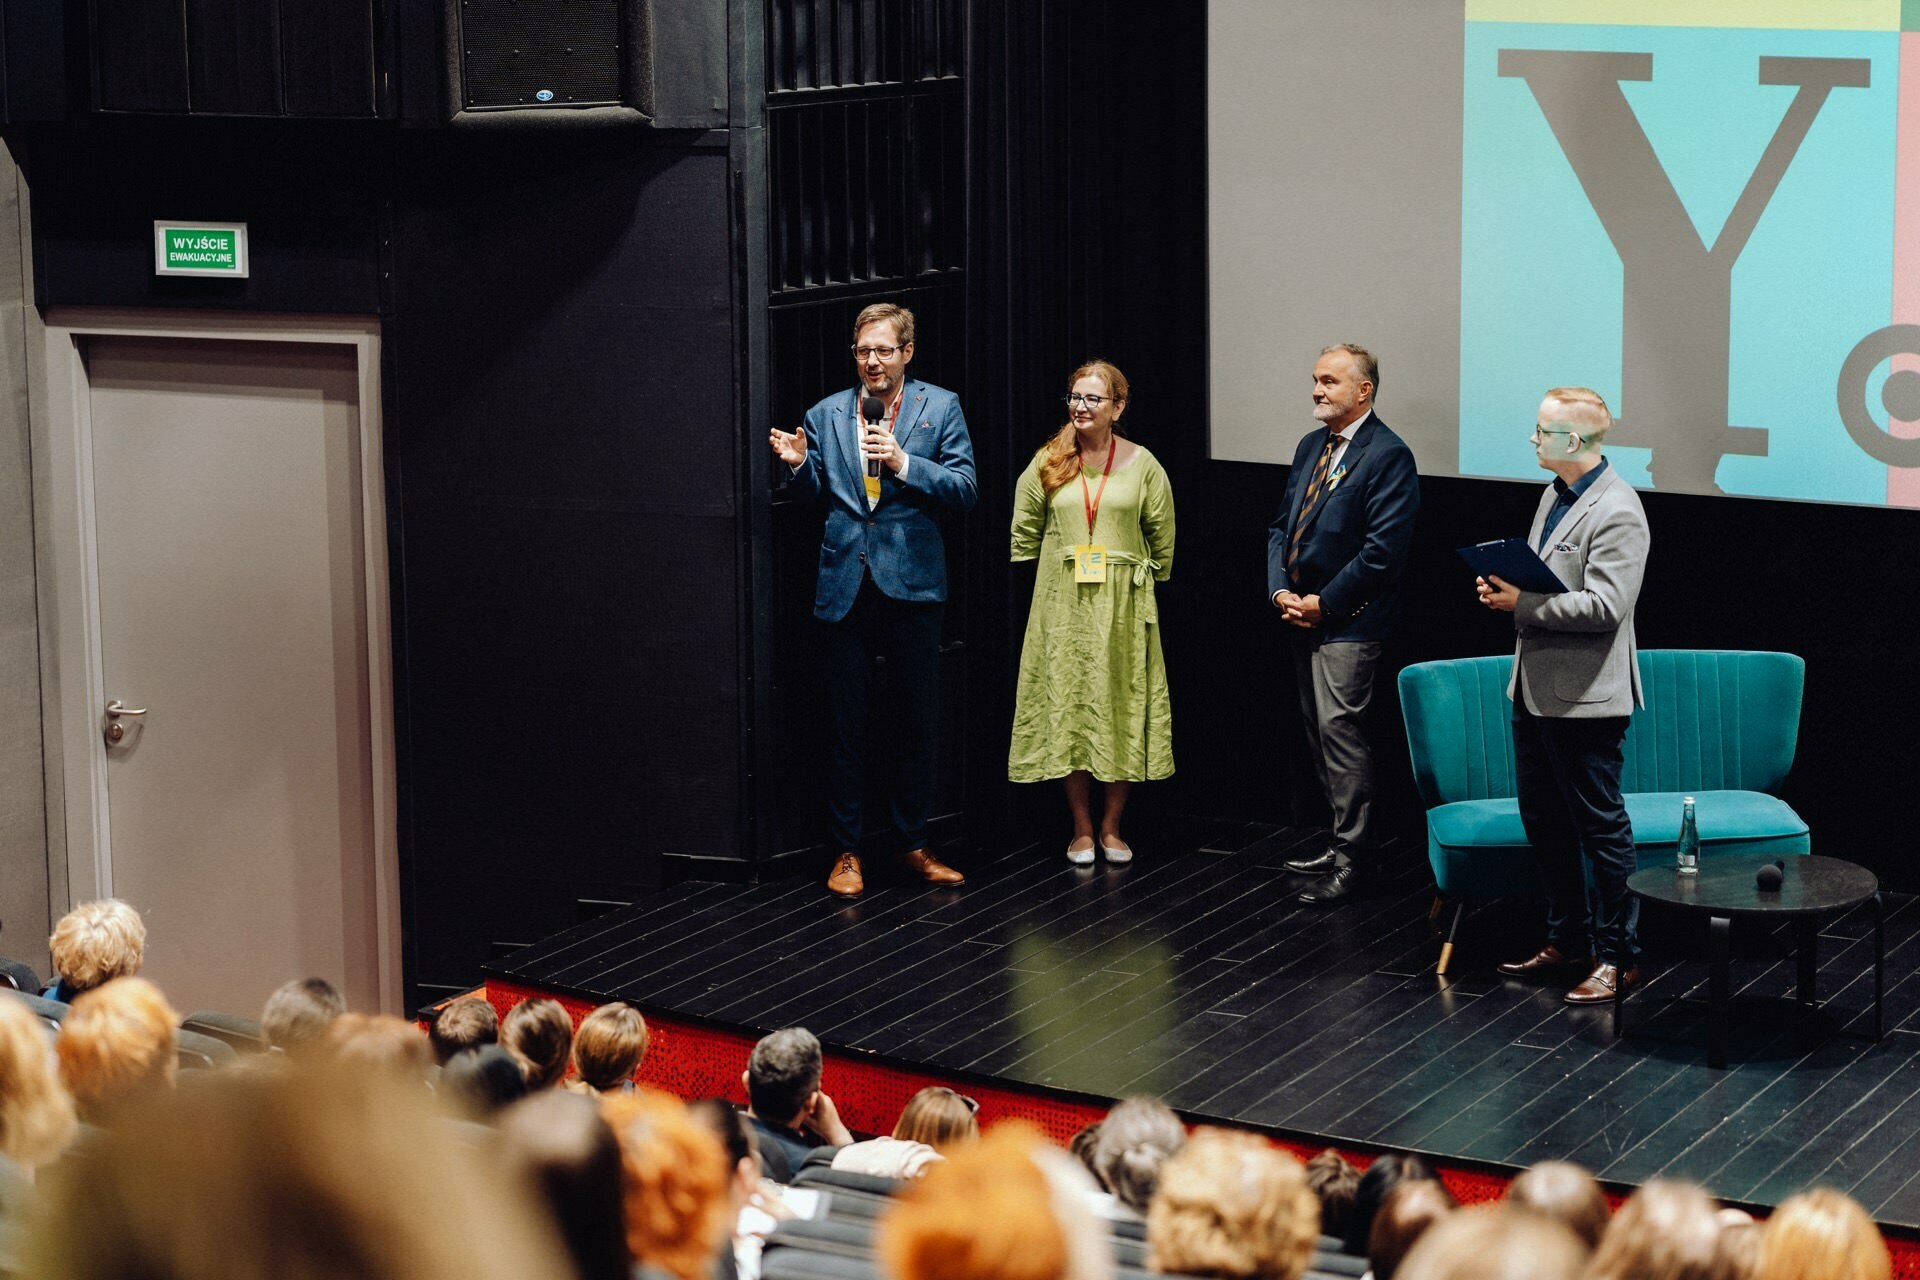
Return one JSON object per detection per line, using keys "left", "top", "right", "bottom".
{"left": 492, "top": 821, "right": 1920, "bottom": 1227}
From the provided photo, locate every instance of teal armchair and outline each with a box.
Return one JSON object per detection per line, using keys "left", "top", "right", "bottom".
{"left": 1398, "top": 650, "right": 1810, "bottom": 973}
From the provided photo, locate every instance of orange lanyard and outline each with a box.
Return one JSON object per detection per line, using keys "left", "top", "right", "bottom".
{"left": 1079, "top": 437, "right": 1114, "bottom": 539}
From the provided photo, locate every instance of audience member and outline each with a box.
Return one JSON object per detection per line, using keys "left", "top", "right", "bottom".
{"left": 1586, "top": 1179, "right": 1725, "bottom": 1280}
{"left": 430, "top": 997, "right": 500, "bottom": 1065}
{"left": 56, "top": 977, "right": 178, "bottom": 1124}
{"left": 742, "top": 1026, "right": 851, "bottom": 1181}
{"left": 43, "top": 900, "right": 146, "bottom": 1003}
{"left": 326, "top": 1013, "right": 434, "bottom": 1086}
{"left": 26, "top": 1065, "right": 566, "bottom": 1280}
{"left": 1091, "top": 1096, "right": 1187, "bottom": 1217}
{"left": 1503, "top": 1159, "right": 1609, "bottom": 1251}
{"left": 442, "top": 1045, "right": 531, "bottom": 1118}
{"left": 1345, "top": 1153, "right": 1440, "bottom": 1256}
{"left": 1717, "top": 1216, "right": 1763, "bottom": 1280}
{"left": 497, "top": 1090, "right": 630, "bottom": 1280}
{"left": 1759, "top": 1188, "right": 1891, "bottom": 1280}
{"left": 602, "top": 1089, "right": 732, "bottom": 1280}
{"left": 1366, "top": 1180, "right": 1456, "bottom": 1280}
{"left": 689, "top": 1098, "right": 783, "bottom": 1280}
{"left": 833, "top": 1085, "right": 979, "bottom": 1179}
{"left": 1068, "top": 1121, "right": 1103, "bottom": 1182}
{"left": 570, "top": 1002, "right": 649, "bottom": 1098}
{"left": 502, "top": 997, "right": 574, "bottom": 1092}
{"left": 880, "top": 1123, "right": 1113, "bottom": 1280}
{"left": 1146, "top": 1127, "right": 1317, "bottom": 1280}
{"left": 259, "top": 977, "right": 345, "bottom": 1060}
{"left": 1304, "top": 1149, "right": 1360, "bottom": 1246}
{"left": 1395, "top": 1205, "right": 1585, "bottom": 1280}
{"left": 0, "top": 995, "right": 76, "bottom": 1171}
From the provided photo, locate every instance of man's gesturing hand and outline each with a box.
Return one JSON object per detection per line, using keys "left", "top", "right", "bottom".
{"left": 770, "top": 425, "right": 809, "bottom": 467}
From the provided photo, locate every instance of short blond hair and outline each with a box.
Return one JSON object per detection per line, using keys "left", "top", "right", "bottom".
{"left": 49, "top": 899, "right": 147, "bottom": 994}
{"left": 854, "top": 302, "right": 916, "bottom": 347}
{"left": 1586, "top": 1179, "right": 1722, "bottom": 1280}
{"left": 57, "top": 977, "right": 179, "bottom": 1122}
{"left": 571, "top": 1003, "right": 648, "bottom": 1092}
{"left": 1147, "top": 1127, "right": 1320, "bottom": 1280}
{"left": 893, "top": 1086, "right": 979, "bottom": 1151}
{"left": 1542, "top": 386, "right": 1611, "bottom": 444}
{"left": 1759, "top": 1189, "right": 1890, "bottom": 1280}
{"left": 326, "top": 1013, "right": 434, "bottom": 1084}
{"left": 0, "top": 995, "right": 77, "bottom": 1167}
{"left": 881, "top": 1124, "right": 1098, "bottom": 1280}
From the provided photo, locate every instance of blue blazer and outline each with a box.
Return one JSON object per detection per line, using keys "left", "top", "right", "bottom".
{"left": 1265, "top": 413, "right": 1420, "bottom": 644}
{"left": 790, "top": 379, "right": 978, "bottom": 622}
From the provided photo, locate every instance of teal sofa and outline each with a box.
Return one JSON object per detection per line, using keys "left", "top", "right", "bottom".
{"left": 1398, "top": 650, "right": 1810, "bottom": 973}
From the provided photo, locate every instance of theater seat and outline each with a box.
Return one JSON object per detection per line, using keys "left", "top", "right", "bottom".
{"left": 1400, "top": 650, "right": 1811, "bottom": 973}
{"left": 761, "top": 1248, "right": 880, "bottom": 1280}
{"left": 792, "top": 1165, "right": 904, "bottom": 1197}
{"left": 176, "top": 1028, "right": 239, "bottom": 1070}
{"left": 0, "top": 956, "right": 41, "bottom": 994}
{"left": 0, "top": 988, "right": 67, "bottom": 1033}
{"left": 180, "top": 1010, "right": 269, "bottom": 1055}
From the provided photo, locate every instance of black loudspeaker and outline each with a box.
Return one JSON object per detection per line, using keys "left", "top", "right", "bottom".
{"left": 444, "top": 0, "right": 653, "bottom": 127}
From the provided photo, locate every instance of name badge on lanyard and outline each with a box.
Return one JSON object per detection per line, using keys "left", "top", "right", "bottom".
{"left": 1075, "top": 439, "right": 1114, "bottom": 584}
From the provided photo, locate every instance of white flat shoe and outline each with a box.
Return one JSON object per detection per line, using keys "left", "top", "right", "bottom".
{"left": 1102, "top": 843, "right": 1133, "bottom": 865}
{"left": 1067, "top": 840, "right": 1097, "bottom": 866}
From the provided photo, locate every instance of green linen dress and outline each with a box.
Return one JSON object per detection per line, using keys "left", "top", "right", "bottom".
{"left": 1008, "top": 443, "right": 1175, "bottom": 782}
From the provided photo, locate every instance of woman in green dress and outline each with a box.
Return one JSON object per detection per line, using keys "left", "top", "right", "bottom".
{"left": 1008, "top": 360, "right": 1175, "bottom": 865}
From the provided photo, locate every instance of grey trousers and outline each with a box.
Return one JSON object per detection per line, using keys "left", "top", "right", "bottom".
{"left": 1290, "top": 638, "right": 1381, "bottom": 867}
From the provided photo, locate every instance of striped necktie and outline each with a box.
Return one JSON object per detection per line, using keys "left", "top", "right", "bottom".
{"left": 1287, "top": 431, "right": 1340, "bottom": 577}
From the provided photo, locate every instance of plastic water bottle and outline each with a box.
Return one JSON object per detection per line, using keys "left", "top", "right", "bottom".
{"left": 1676, "top": 795, "right": 1700, "bottom": 876}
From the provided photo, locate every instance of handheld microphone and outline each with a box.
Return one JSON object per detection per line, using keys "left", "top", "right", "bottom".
{"left": 862, "top": 396, "right": 887, "bottom": 480}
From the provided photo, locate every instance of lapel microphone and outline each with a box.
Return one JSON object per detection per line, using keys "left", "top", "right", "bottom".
{"left": 862, "top": 396, "right": 887, "bottom": 481}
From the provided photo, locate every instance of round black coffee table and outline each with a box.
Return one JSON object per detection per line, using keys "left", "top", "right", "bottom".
{"left": 1624, "top": 855, "right": 1883, "bottom": 1068}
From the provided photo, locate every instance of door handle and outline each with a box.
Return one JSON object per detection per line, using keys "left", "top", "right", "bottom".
{"left": 104, "top": 700, "right": 146, "bottom": 747}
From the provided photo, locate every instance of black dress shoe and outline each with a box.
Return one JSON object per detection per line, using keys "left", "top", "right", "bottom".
{"left": 1299, "top": 865, "right": 1369, "bottom": 904}
{"left": 1283, "top": 850, "right": 1342, "bottom": 875}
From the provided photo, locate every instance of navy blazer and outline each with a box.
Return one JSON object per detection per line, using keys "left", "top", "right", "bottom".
{"left": 790, "top": 378, "right": 978, "bottom": 622}
{"left": 1265, "top": 414, "right": 1420, "bottom": 644}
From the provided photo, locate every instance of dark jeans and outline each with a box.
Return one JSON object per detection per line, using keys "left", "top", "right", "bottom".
{"left": 825, "top": 575, "right": 943, "bottom": 853}
{"left": 1513, "top": 702, "right": 1639, "bottom": 966}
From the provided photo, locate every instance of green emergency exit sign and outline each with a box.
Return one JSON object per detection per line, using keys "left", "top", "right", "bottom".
{"left": 153, "top": 222, "right": 249, "bottom": 277}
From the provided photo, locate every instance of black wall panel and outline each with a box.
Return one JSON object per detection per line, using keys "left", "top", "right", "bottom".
{"left": 280, "top": 0, "right": 380, "bottom": 118}
{"left": 91, "top": 0, "right": 190, "bottom": 112}
{"left": 185, "top": 0, "right": 281, "bottom": 115}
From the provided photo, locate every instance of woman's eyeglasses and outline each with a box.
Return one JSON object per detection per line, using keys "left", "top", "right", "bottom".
{"left": 1064, "top": 393, "right": 1111, "bottom": 408}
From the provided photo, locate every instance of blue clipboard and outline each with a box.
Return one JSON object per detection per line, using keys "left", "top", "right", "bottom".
{"left": 1456, "top": 537, "right": 1569, "bottom": 595}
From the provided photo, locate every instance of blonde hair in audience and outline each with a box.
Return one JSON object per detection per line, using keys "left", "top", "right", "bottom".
{"left": 1395, "top": 1205, "right": 1585, "bottom": 1280}
{"left": 601, "top": 1089, "right": 731, "bottom": 1280}
{"left": 1759, "top": 1188, "right": 1891, "bottom": 1280}
{"left": 49, "top": 899, "right": 146, "bottom": 994}
{"left": 326, "top": 1013, "right": 434, "bottom": 1084}
{"left": 56, "top": 977, "right": 178, "bottom": 1122}
{"left": 572, "top": 1002, "right": 649, "bottom": 1092}
{"left": 26, "top": 1064, "right": 567, "bottom": 1280}
{"left": 894, "top": 1086, "right": 979, "bottom": 1150}
{"left": 0, "top": 995, "right": 77, "bottom": 1168}
{"left": 502, "top": 998, "right": 574, "bottom": 1092}
{"left": 1147, "top": 1127, "right": 1319, "bottom": 1280}
{"left": 880, "top": 1122, "right": 1111, "bottom": 1280}
{"left": 1586, "top": 1179, "right": 1725, "bottom": 1280}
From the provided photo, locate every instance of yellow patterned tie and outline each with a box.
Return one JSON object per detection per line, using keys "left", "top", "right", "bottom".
{"left": 1287, "top": 432, "right": 1339, "bottom": 578}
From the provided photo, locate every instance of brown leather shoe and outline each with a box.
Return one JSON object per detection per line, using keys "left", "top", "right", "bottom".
{"left": 1564, "top": 963, "right": 1641, "bottom": 1005}
{"left": 827, "top": 853, "right": 864, "bottom": 897}
{"left": 1497, "top": 944, "right": 1593, "bottom": 978}
{"left": 903, "top": 847, "right": 965, "bottom": 885}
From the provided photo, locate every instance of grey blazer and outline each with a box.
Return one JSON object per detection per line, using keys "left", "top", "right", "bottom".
{"left": 1507, "top": 464, "right": 1649, "bottom": 718}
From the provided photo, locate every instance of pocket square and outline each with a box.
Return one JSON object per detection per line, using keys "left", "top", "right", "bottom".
{"left": 1552, "top": 541, "right": 1578, "bottom": 553}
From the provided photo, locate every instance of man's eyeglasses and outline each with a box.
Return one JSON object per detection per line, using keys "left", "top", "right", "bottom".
{"left": 852, "top": 345, "right": 904, "bottom": 360}
{"left": 1065, "top": 393, "right": 1112, "bottom": 408}
{"left": 1531, "top": 425, "right": 1578, "bottom": 442}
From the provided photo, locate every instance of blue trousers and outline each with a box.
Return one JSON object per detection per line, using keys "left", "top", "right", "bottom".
{"left": 1512, "top": 702, "right": 1639, "bottom": 966}
{"left": 825, "top": 576, "right": 943, "bottom": 854}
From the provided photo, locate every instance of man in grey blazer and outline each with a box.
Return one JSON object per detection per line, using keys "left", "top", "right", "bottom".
{"left": 1476, "top": 386, "right": 1649, "bottom": 1005}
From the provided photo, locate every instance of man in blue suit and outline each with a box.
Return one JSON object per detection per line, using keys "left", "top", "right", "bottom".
{"left": 1266, "top": 344, "right": 1420, "bottom": 904}
{"left": 770, "top": 303, "right": 977, "bottom": 897}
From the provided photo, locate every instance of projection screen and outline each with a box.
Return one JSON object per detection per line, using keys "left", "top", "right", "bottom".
{"left": 1209, "top": 0, "right": 1920, "bottom": 507}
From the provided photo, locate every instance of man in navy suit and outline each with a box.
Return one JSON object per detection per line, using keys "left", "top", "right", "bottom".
{"left": 1266, "top": 344, "right": 1420, "bottom": 904}
{"left": 770, "top": 303, "right": 977, "bottom": 897}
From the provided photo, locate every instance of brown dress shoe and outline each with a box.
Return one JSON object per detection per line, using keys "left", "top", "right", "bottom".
{"left": 1564, "top": 963, "right": 1641, "bottom": 1005}
{"left": 1497, "top": 944, "right": 1593, "bottom": 978}
{"left": 827, "top": 853, "right": 864, "bottom": 897}
{"left": 903, "top": 847, "right": 965, "bottom": 885}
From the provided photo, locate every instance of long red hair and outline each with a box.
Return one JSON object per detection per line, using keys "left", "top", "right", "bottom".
{"left": 1037, "top": 360, "right": 1131, "bottom": 495}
